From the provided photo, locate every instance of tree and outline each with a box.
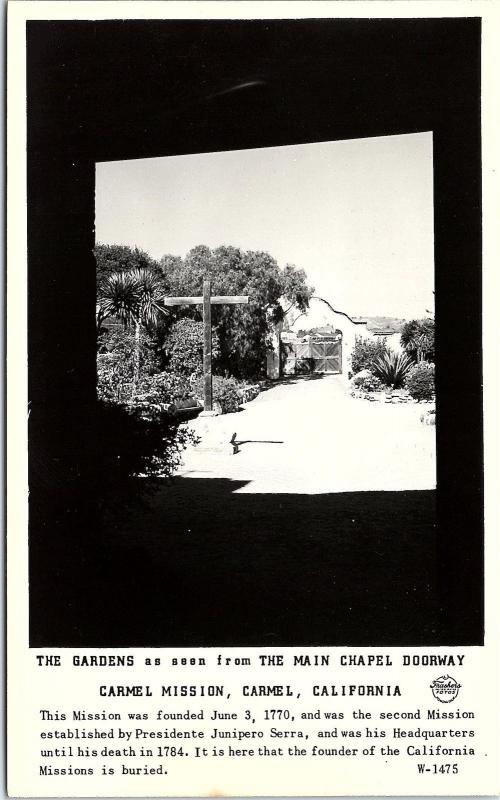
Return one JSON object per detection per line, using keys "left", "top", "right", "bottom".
{"left": 94, "top": 243, "right": 164, "bottom": 292}
{"left": 96, "top": 267, "right": 167, "bottom": 392}
{"left": 400, "top": 319, "right": 435, "bottom": 362}
{"left": 160, "top": 245, "right": 314, "bottom": 379}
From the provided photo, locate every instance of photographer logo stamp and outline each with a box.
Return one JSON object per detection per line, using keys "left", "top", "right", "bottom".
{"left": 430, "top": 675, "right": 461, "bottom": 703}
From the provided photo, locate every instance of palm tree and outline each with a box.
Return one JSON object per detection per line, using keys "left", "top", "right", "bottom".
{"left": 97, "top": 270, "right": 140, "bottom": 333}
{"left": 406, "top": 330, "right": 434, "bottom": 362}
{"left": 97, "top": 268, "right": 167, "bottom": 395}
{"left": 131, "top": 268, "right": 167, "bottom": 329}
{"left": 400, "top": 319, "right": 435, "bottom": 362}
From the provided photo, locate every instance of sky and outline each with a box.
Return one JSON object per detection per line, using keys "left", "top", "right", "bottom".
{"left": 95, "top": 132, "right": 434, "bottom": 319}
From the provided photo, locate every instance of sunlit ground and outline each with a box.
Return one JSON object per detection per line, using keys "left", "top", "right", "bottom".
{"left": 180, "top": 376, "right": 436, "bottom": 494}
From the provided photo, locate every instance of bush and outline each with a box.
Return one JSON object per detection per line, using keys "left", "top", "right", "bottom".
{"left": 351, "top": 337, "right": 389, "bottom": 375}
{"left": 213, "top": 377, "right": 241, "bottom": 413}
{"left": 238, "top": 383, "right": 260, "bottom": 403}
{"left": 92, "top": 400, "right": 199, "bottom": 511}
{"left": 373, "top": 351, "right": 413, "bottom": 389}
{"left": 97, "top": 329, "right": 161, "bottom": 403}
{"left": 163, "top": 318, "right": 220, "bottom": 377}
{"left": 351, "top": 369, "right": 384, "bottom": 392}
{"left": 406, "top": 361, "right": 435, "bottom": 401}
{"left": 130, "top": 372, "right": 193, "bottom": 411}
{"left": 191, "top": 375, "right": 259, "bottom": 414}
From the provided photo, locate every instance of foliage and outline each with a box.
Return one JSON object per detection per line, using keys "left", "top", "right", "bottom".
{"left": 191, "top": 375, "right": 241, "bottom": 414}
{"left": 400, "top": 318, "right": 435, "bottom": 362}
{"left": 97, "top": 333, "right": 193, "bottom": 411}
{"left": 351, "top": 337, "right": 389, "bottom": 375}
{"left": 96, "top": 267, "right": 169, "bottom": 396}
{"left": 94, "top": 248, "right": 205, "bottom": 496}
{"left": 213, "top": 376, "right": 242, "bottom": 414}
{"left": 163, "top": 318, "right": 220, "bottom": 377}
{"left": 351, "top": 369, "right": 384, "bottom": 392}
{"left": 406, "top": 361, "right": 435, "bottom": 401}
{"left": 159, "top": 244, "right": 314, "bottom": 380}
{"left": 128, "top": 372, "right": 194, "bottom": 413}
{"left": 373, "top": 351, "right": 413, "bottom": 389}
{"left": 97, "top": 329, "right": 161, "bottom": 402}
{"left": 97, "top": 267, "right": 167, "bottom": 334}
{"left": 93, "top": 400, "right": 198, "bottom": 510}
{"left": 96, "top": 335, "right": 198, "bottom": 503}
{"left": 94, "top": 243, "right": 164, "bottom": 293}
{"left": 190, "top": 375, "right": 259, "bottom": 414}
{"left": 97, "top": 271, "right": 141, "bottom": 330}
{"left": 238, "top": 383, "right": 261, "bottom": 404}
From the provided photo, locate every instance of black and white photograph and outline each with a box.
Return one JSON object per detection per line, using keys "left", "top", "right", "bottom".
{"left": 8, "top": 4, "right": 500, "bottom": 797}
{"left": 26, "top": 14, "right": 483, "bottom": 650}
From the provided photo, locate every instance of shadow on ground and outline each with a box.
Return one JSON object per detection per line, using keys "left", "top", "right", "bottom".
{"left": 30, "top": 477, "right": 440, "bottom": 647}
{"left": 259, "top": 374, "right": 326, "bottom": 392}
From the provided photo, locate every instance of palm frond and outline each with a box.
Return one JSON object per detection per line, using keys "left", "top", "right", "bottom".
{"left": 96, "top": 268, "right": 167, "bottom": 328}
{"left": 97, "top": 271, "right": 141, "bottom": 326}
{"left": 129, "top": 267, "right": 167, "bottom": 327}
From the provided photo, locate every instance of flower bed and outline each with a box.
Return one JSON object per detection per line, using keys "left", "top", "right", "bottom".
{"left": 350, "top": 358, "right": 435, "bottom": 405}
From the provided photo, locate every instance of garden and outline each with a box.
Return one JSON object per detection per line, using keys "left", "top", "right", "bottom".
{"left": 349, "top": 318, "right": 435, "bottom": 423}
{"left": 95, "top": 243, "right": 313, "bottom": 480}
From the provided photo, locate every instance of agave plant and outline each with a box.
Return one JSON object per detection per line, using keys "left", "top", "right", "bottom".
{"left": 373, "top": 351, "right": 413, "bottom": 389}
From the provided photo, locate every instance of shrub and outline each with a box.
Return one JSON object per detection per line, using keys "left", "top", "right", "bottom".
{"left": 213, "top": 377, "right": 241, "bottom": 413}
{"left": 92, "top": 400, "right": 199, "bottom": 511}
{"left": 406, "top": 361, "right": 435, "bottom": 401}
{"left": 131, "top": 372, "right": 193, "bottom": 408}
{"left": 191, "top": 375, "right": 259, "bottom": 414}
{"left": 238, "top": 383, "right": 260, "bottom": 403}
{"left": 97, "top": 327, "right": 200, "bottom": 412}
{"left": 373, "top": 351, "right": 413, "bottom": 389}
{"left": 163, "top": 318, "right": 220, "bottom": 377}
{"left": 351, "top": 369, "right": 384, "bottom": 392}
{"left": 351, "top": 337, "right": 389, "bottom": 375}
{"left": 97, "top": 329, "right": 161, "bottom": 403}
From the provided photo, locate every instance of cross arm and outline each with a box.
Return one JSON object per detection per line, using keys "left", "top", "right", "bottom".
{"left": 164, "top": 295, "right": 250, "bottom": 306}
{"left": 164, "top": 296, "right": 203, "bottom": 306}
{"left": 211, "top": 296, "right": 249, "bottom": 305}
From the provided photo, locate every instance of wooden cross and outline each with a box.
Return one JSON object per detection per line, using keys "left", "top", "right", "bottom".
{"left": 164, "top": 279, "right": 249, "bottom": 413}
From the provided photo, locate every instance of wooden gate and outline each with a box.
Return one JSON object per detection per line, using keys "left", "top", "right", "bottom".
{"left": 284, "top": 333, "right": 342, "bottom": 374}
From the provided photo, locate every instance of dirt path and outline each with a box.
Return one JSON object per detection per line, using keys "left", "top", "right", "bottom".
{"left": 180, "top": 375, "right": 435, "bottom": 493}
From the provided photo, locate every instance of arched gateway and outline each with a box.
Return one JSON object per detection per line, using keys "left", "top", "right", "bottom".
{"left": 267, "top": 298, "right": 371, "bottom": 380}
